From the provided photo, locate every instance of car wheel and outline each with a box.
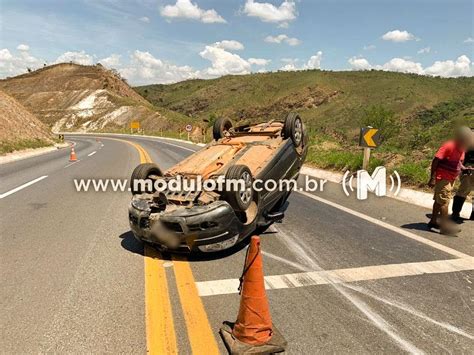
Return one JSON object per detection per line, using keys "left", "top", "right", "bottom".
{"left": 225, "top": 164, "right": 254, "bottom": 211}
{"left": 213, "top": 117, "right": 233, "bottom": 140}
{"left": 283, "top": 112, "right": 304, "bottom": 147}
{"left": 130, "top": 163, "right": 162, "bottom": 194}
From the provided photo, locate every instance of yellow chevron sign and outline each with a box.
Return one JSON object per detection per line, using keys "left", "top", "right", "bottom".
{"left": 359, "top": 127, "right": 381, "bottom": 148}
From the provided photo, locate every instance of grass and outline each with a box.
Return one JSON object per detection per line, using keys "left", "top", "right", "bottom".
{"left": 396, "top": 161, "right": 431, "bottom": 187}
{"left": 307, "top": 148, "right": 385, "bottom": 172}
{"left": 0, "top": 138, "right": 53, "bottom": 155}
{"left": 134, "top": 70, "right": 474, "bottom": 186}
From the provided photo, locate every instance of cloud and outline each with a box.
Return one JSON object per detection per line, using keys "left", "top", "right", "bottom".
{"left": 119, "top": 43, "right": 270, "bottom": 83}
{"left": 424, "top": 55, "right": 472, "bottom": 77}
{"left": 464, "top": 37, "right": 474, "bottom": 43}
{"left": 55, "top": 50, "right": 94, "bottom": 65}
{"left": 280, "top": 63, "right": 297, "bottom": 71}
{"left": 264, "top": 34, "right": 301, "bottom": 46}
{"left": 348, "top": 56, "right": 371, "bottom": 70}
{"left": 382, "top": 30, "right": 418, "bottom": 42}
{"left": 212, "top": 40, "right": 244, "bottom": 51}
{"left": 243, "top": 0, "right": 297, "bottom": 25}
{"left": 248, "top": 58, "right": 271, "bottom": 66}
{"left": 160, "top": 0, "right": 226, "bottom": 23}
{"left": 0, "top": 44, "right": 268, "bottom": 85}
{"left": 0, "top": 49, "right": 13, "bottom": 61}
{"left": 99, "top": 54, "right": 121, "bottom": 68}
{"left": 417, "top": 47, "right": 431, "bottom": 54}
{"left": 0, "top": 47, "right": 43, "bottom": 77}
{"left": 363, "top": 44, "right": 376, "bottom": 50}
{"left": 348, "top": 55, "right": 472, "bottom": 77}
{"left": 380, "top": 58, "right": 424, "bottom": 74}
{"left": 280, "top": 51, "right": 323, "bottom": 71}
{"left": 199, "top": 45, "right": 251, "bottom": 77}
{"left": 281, "top": 58, "right": 298, "bottom": 63}
{"left": 139, "top": 16, "right": 150, "bottom": 23}
{"left": 304, "top": 52, "right": 323, "bottom": 70}
{"left": 17, "top": 44, "right": 30, "bottom": 51}
{"left": 119, "top": 50, "right": 197, "bottom": 85}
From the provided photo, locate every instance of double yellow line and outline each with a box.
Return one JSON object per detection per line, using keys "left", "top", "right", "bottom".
{"left": 126, "top": 139, "right": 219, "bottom": 355}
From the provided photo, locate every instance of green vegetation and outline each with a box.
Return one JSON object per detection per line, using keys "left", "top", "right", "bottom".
{"left": 396, "top": 161, "right": 431, "bottom": 186}
{"left": 0, "top": 138, "right": 53, "bottom": 155}
{"left": 135, "top": 70, "right": 474, "bottom": 187}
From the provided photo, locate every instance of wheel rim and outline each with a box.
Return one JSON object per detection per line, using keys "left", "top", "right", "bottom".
{"left": 293, "top": 118, "right": 303, "bottom": 145}
{"left": 222, "top": 121, "right": 232, "bottom": 136}
{"left": 239, "top": 171, "right": 252, "bottom": 205}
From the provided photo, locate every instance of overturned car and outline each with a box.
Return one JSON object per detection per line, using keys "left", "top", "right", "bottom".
{"left": 128, "top": 113, "right": 308, "bottom": 253}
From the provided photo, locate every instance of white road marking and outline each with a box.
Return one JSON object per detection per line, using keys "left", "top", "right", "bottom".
{"left": 196, "top": 257, "right": 474, "bottom": 297}
{"left": 64, "top": 160, "right": 80, "bottom": 168}
{"left": 0, "top": 175, "right": 48, "bottom": 199}
{"left": 344, "top": 283, "right": 474, "bottom": 340}
{"left": 156, "top": 140, "right": 196, "bottom": 152}
{"left": 87, "top": 151, "right": 97, "bottom": 157}
{"left": 273, "top": 225, "right": 424, "bottom": 354}
{"left": 265, "top": 249, "right": 474, "bottom": 340}
{"left": 296, "top": 191, "right": 470, "bottom": 259}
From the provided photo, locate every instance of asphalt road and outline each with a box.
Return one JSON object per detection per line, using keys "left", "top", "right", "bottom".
{"left": 1, "top": 134, "right": 473, "bottom": 354}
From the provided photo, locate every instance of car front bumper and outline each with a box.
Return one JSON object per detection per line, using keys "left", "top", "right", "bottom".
{"left": 128, "top": 200, "right": 244, "bottom": 252}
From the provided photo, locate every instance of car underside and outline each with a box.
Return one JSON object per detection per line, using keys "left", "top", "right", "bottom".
{"left": 128, "top": 113, "right": 308, "bottom": 253}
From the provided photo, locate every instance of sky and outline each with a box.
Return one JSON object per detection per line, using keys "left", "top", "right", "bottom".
{"left": 0, "top": 0, "right": 473, "bottom": 85}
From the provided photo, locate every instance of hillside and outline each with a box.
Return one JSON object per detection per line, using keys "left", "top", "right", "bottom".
{"left": 137, "top": 70, "right": 474, "bottom": 185}
{"left": 0, "top": 63, "right": 187, "bottom": 133}
{"left": 0, "top": 90, "right": 54, "bottom": 154}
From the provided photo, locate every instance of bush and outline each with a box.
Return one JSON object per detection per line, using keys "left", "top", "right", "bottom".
{"left": 361, "top": 105, "right": 400, "bottom": 142}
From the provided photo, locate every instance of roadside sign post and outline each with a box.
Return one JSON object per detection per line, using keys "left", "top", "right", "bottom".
{"left": 362, "top": 147, "right": 371, "bottom": 171}
{"left": 185, "top": 124, "right": 193, "bottom": 141}
{"left": 359, "top": 126, "right": 381, "bottom": 170}
{"left": 130, "top": 121, "right": 140, "bottom": 134}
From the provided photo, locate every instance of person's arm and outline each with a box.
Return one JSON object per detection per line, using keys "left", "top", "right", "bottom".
{"left": 428, "top": 158, "right": 439, "bottom": 187}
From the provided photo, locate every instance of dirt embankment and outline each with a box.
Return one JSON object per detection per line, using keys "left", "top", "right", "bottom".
{"left": 0, "top": 63, "right": 178, "bottom": 132}
{"left": 0, "top": 89, "right": 54, "bottom": 153}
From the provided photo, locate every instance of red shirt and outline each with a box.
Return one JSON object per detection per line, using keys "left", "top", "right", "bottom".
{"left": 434, "top": 140, "right": 465, "bottom": 182}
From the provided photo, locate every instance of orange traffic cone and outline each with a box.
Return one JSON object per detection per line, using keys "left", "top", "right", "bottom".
{"left": 220, "top": 236, "right": 287, "bottom": 354}
{"left": 69, "top": 147, "right": 77, "bottom": 162}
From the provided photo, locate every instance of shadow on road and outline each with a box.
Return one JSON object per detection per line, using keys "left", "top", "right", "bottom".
{"left": 401, "top": 222, "right": 430, "bottom": 232}
{"left": 401, "top": 222, "right": 453, "bottom": 237}
{"left": 119, "top": 223, "right": 277, "bottom": 262}
{"left": 119, "top": 230, "right": 144, "bottom": 256}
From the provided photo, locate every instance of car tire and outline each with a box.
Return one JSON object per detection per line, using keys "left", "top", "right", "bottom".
{"left": 225, "top": 164, "right": 254, "bottom": 211}
{"left": 283, "top": 112, "right": 304, "bottom": 147}
{"left": 213, "top": 117, "right": 233, "bottom": 140}
{"left": 130, "top": 163, "right": 162, "bottom": 194}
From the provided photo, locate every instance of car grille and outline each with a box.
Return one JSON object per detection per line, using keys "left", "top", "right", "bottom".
{"left": 188, "top": 221, "right": 218, "bottom": 232}
{"left": 129, "top": 213, "right": 138, "bottom": 225}
{"left": 129, "top": 213, "right": 150, "bottom": 229}
{"left": 140, "top": 218, "right": 150, "bottom": 229}
{"left": 162, "top": 221, "right": 183, "bottom": 233}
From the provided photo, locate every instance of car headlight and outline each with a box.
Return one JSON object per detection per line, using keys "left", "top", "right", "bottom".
{"left": 131, "top": 198, "right": 151, "bottom": 212}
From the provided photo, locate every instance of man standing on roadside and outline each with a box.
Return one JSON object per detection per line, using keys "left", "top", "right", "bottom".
{"left": 451, "top": 131, "right": 474, "bottom": 221}
{"left": 428, "top": 126, "right": 472, "bottom": 234}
